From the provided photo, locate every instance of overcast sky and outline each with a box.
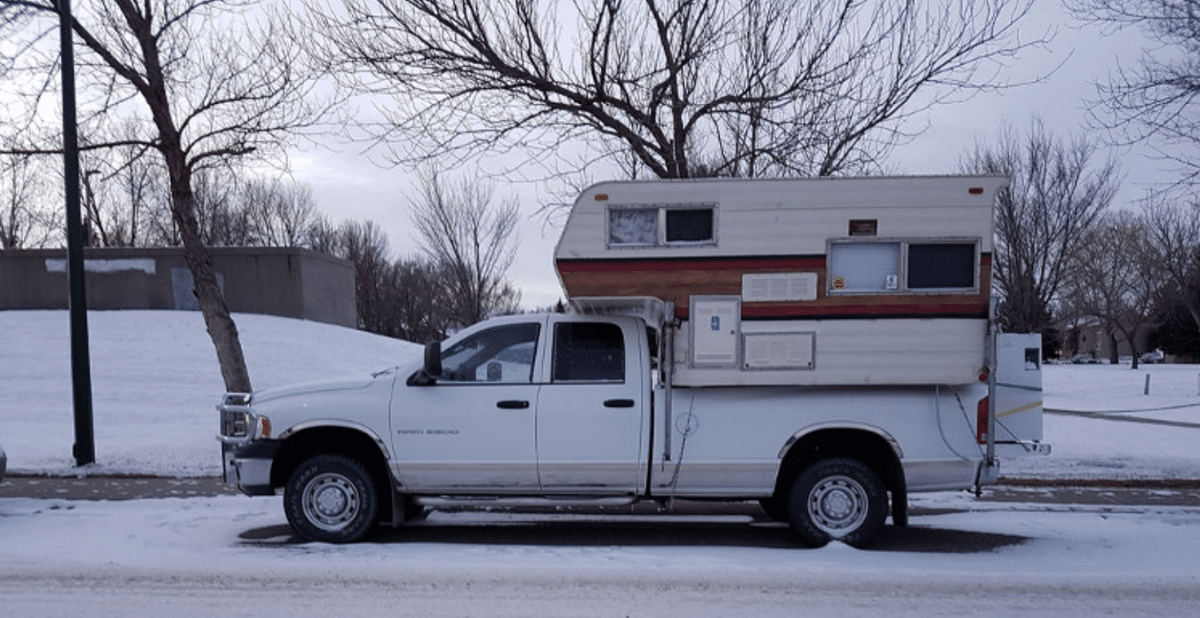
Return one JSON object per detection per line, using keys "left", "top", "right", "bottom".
{"left": 286, "top": 2, "right": 1172, "bottom": 309}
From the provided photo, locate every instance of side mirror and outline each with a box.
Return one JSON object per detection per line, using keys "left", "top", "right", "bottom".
{"left": 409, "top": 341, "right": 443, "bottom": 386}
{"left": 424, "top": 341, "right": 442, "bottom": 377}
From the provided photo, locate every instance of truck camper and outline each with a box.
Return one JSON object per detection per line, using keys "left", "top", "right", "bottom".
{"left": 219, "top": 175, "right": 1049, "bottom": 547}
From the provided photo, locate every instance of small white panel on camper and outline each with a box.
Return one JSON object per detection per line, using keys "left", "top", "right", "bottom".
{"left": 690, "top": 297, "right": 740, "bottom": 367}
{"left": 743, "top": 332, "right": 815, "bottom": 370}
{"left": 741, "top": 272, "right": 818, "bottom": 302}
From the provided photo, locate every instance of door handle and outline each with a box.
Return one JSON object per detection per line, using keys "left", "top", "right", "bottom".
{"left": 496, "top": 400, "right": 530, "bottom": 409}
{"left": 603, "top": 399, "right": 636, "bottom": 408}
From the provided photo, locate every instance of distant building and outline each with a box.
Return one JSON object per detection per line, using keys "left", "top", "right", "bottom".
{"left": 1064, "top": 320, "right": 1158, "bottom": 362}
{"left": 0, "top": 247, "right": 355, "bottom": 328}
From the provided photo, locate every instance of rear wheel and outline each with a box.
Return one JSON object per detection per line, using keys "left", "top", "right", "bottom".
{"left": 284, "top": 454, "right": 379, "bottom": 543}
{"left": 787, "top": 457, "right": 887, "bottom": 548}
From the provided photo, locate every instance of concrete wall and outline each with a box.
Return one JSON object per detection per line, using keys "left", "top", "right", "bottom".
{"left": 0, "top": 247, "right": 356, "bottom": 328}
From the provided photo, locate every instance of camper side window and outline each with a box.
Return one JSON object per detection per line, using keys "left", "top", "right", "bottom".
{"left": 608, "top": 205, "right": 715, "bottom": 247}
{"left": 609, "top": 208, "right": 658, "bottom": 245}
{"left": 907, "top": 243, "right": 975, "bottom": 289}
{"left": 829, "top": 240, "right": 977, "bottom": 293}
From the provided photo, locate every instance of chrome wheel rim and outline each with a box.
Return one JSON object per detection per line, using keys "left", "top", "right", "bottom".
{"left": 807, "top": 474, "right": 868, "bottom": 538}
{"left": 302, "top": 472, "right": 360, "bottom": 532}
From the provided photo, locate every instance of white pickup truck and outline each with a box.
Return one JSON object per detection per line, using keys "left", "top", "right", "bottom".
{"left": 218, "top": 176, "right": 1049, "bottom": 547}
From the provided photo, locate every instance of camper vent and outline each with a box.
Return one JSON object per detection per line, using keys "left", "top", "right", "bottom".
{"left": 744, "top": 332, "right": 815, "bottom": 370}
{"left": 742, "top": 273, "right": 818, "bottom": 302}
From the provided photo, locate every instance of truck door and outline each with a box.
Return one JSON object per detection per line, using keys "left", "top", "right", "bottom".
{"left": 535, "top": 318, "right": 646, "bottom": 492}
{"left": 393, "top": 321, "right": 543, "bottom": 492}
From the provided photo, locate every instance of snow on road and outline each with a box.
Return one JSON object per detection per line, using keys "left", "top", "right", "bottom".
{"left": 1, "top": 492, "right": 1198, "bottom": 617}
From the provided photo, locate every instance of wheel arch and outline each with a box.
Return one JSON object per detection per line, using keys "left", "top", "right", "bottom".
{"left": 271, "top": 423, "right": 396, "bottom": 522}
{"left": 775, "top": 423, "right": 907, "bottom": 525}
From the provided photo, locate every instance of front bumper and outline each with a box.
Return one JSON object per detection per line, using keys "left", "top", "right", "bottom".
{"left": 219, "top": 438, "right": 281, "bottom": 496}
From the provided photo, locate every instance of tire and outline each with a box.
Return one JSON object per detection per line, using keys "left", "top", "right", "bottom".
{"left": 284, "top": 454, "right": 379, "bottom": 543}
{"left": 787, "top": 457, "right": 887, "bottom": 549}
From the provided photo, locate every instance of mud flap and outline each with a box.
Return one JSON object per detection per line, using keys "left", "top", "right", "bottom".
{"left": 890, "top": 484, "right": 908, "bottom": 528}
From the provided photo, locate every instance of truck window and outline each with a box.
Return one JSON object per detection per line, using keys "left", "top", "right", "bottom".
{"left": 440, "top": 323, "right": 540, "bottom": 384}
{"left": 552, "top": 323, "right": 625, "bottom": 382}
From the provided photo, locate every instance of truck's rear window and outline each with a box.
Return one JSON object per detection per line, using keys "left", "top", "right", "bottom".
{"left": 553, "top": 323, "right": 625, "bottom": 382}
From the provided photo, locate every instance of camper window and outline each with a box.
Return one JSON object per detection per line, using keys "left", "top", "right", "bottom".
{"left": 665, "top": 209, "right": 714, "bottom": 242}
{"left": 608, "top": 208, "right": 658, "bottom": 246}
{"left": 829, "top": 239, "right": 978, "bottom": 293}
{"left": 607, "top": 205, "right": 715, "bottom": 247}
{"left": 828, "top": 242, "right": 902, "bottom": 292}
{"left": 907, "top": 243, "right": 975, "bottom": 289}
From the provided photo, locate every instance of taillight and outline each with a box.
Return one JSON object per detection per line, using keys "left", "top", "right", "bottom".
{"left": 976, "top": 396, "right": 989, "bottom": 444}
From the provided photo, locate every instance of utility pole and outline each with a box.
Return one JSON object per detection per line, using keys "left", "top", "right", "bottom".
{"left": 59, "top": 0, "right": 96, "bottom": 466}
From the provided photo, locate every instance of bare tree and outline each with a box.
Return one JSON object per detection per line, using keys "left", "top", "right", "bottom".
{"left": 961, "top": 119, "right": 1119, "bottom": 334}
{"left": 73, "top": 121, "right": 167, "bottom": 247}
{"left": 1143, "top": 197, "right": 1200, "bottom": 333}
{"left": 1, "top": 151, "right": 60, "bottom": 249}
{"left": 1, "top": 1, "right": 333, "bottom": 391}
{"left": 310, "top": 0, "right": 1043, "bottom": 180}
{"left": 242, "top": 180, "right": 319, "bottom": 248}
{"left": 410, "top": 169, "right": 520, "bottom": 327}
{"left": 1067, "top": 211, "right": 1161, "bottom": 368}
{"left": 1068, "top": 0, "right": 1200, "bottom": 185}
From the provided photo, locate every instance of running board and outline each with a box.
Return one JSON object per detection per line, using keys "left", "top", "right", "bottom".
{"left": 415, "top": 495, "right": 639, "bottom": 509}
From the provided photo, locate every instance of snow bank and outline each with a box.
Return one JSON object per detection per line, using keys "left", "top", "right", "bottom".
{"left": 0, "top": 310, "right": 419, "bottom": 476}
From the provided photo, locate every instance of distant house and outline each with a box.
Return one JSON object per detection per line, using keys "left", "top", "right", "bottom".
{"left": 1063, "top": 319, "right": 1157, "bottom": 362}
{"left": 0, "top": 246, "right": 356, "bottom": 328}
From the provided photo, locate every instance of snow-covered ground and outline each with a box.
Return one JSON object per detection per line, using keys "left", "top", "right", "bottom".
{"left": 0, "top": 491, "right": 1197, "bottom": 616}
{"left": 0, "top": 310, "right": 420, "bottom": 476}
{"left": 2, "top": 311, "right": 1200, "bottom": 616}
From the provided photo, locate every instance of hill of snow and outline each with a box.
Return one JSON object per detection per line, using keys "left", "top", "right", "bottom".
{"left": 0, "top": 310, "right": 420, "bottom": 476}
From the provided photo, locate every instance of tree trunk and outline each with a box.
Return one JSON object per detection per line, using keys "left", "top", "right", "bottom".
{"left": 164, "top": 153, "right": 252, "bottom": 393}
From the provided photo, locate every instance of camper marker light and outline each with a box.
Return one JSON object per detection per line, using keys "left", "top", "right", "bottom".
{"left": 595, "top": 193, "right": 609, "bottom": 201}
{"left": 968, "top": 186, "right": 984, "bottom": 195}
{"left": 978, "top": 370, "right": 989, "bottom": 382}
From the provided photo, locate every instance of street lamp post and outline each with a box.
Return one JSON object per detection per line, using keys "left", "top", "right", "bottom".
{"left": 59, "top": 0, "right": 96, "bottom": 466}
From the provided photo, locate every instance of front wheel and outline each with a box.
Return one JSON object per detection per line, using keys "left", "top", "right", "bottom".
{"left": 787, "top": 457, "right": 887, "bottom": 548}
{"left": 284, "top": 454, "right": 379, "bottom": 543}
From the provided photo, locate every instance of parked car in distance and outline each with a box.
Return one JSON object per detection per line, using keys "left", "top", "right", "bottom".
{"left": 1140, "top": 349, "right": 1165, "bottom": 364}
{"left": 1070, "top": 354, "right": 1100, "bottom": 364}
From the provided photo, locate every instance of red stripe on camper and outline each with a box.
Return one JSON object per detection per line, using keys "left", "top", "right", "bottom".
{"left": 555, "top": 256, "right": 827, "bottom": 272}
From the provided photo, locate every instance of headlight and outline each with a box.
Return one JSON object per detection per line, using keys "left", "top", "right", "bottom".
{"left": 220, "top": 409, "right": 272, "bottom": 439}
{"left": 221, "top": 409, "right": 251, "bottom": 438}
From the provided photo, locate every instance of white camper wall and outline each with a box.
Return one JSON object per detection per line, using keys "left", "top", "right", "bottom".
{"left": 555, "top": 176, "right": 1004, "bottom": 387}
{"left": 554, "top": 176, "right": 1000, "bottom": 261}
